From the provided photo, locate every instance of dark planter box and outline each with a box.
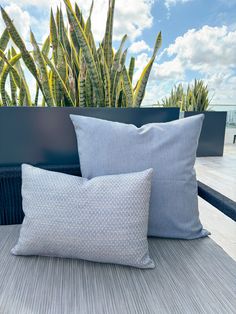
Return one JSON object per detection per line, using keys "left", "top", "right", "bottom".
{"left": 0, "top": 107, "right": 180, "bottom": 166}
{"left": 184, "top": 111, "right": 227, "bottom": 157}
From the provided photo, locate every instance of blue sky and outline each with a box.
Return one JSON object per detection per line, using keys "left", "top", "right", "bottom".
{"left": 0, "top": 0, "right": 236, "bottom": 106}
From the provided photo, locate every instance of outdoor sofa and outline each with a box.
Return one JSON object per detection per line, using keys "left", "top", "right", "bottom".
{"left": 0, "top": 164, "right": 236, "bottom": 314}
{"left": 0, "top": 108, "right": 236, "bottom": 313}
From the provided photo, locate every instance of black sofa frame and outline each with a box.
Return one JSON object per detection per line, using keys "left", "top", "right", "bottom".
{"left": 0, "top": 164, "right": 235, "bottom": 226}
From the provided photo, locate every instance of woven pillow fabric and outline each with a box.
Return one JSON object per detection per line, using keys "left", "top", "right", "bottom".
{"left": 70, "top": 114, "right": 209, "bottom": 239}
{"left": 12, "top": 164, "right": 154, "bottom": 269}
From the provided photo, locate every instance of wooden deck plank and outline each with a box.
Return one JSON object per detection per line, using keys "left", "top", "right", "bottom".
{"left": 196, "top": 144, "right": 236, "bottom": 261}
{"left": 196, "top": 144, "right": 236, "bottom": 201}
{"left": 199, "top": 198, "right": 236, "bottom": 261}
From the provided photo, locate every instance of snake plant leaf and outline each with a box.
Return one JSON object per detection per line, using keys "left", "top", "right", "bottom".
{"left": 57, "top": 42, "right": 68, "bottom": 81}
{"left": 128, "top": 57, "right": 135, "bottom": 83}
{"left": 103, "top": 0, "right": 115, "bottom": 70}
{"left": 20, "top": 79, "right": 33, "bottom": 106}
{"left": 69, "top": 21, "right": 80, "bottom": 53}
{"left": 57, "top": 8, "right": 72, "bottom": 61}
{"left": 0, "top": 49, "right": 13, "bottom": 67}
{"left": 42, "top": 36, "right": 50, "bottom": 56}
{"left": 88, "top": 0, "right": 94, "bottom": 22}
{"left": 41, "top": 97, "right": 46, "bottom": 107}
{"left": 66, "top": 4, "right": 81, "bottom": 53}
{"left": 8, "top": 47, "right": 17, "bottom": 106}
{"left": 84, "top": 1, "right": 100, "bottom": 70}
{"left": 18, "top": 86, "right": 25, "bottom": 106}
{"left": 100, "top": 45, "right": 111, "bottom": 107}
{"left": 67, "top": 65, "right": 77, "bottom": 104}
{"left": 48, "top": 70, "right": 55, "bottom": 104}
{"left": 112, "top": 34, "right": 127, "bottom": 70}
{"left": 4, "top": 90, "right": 12, "bottom": 106}
{"left": 1, "top": 7, "right": 38, "bottom": 80}
{"left": 56, "top": 7, "right": 61, "bottom": 37}
{"left": 0, "top": 49, "right": 20, "bottom": 82}
{"left": 10, "top": 46, "right": 17, "bottom": 56}
{"left": 78, "top": 62, "right": 86, "bottom": 107}
{"left": 117, "top": 88, "right": 123, "bottom": 107}
{"left": 122, "top": 66, "right": 133, "bottom": 107}
{"left": 9, "top": 72, "right": 17, "bottom": 106}
{"left": 50, "top": 9, "right": 58, "bottom": 64}
{"left": 69, "top": 42, "right": 80, "bottom": 74}
{"left": 111, "top": 49, "right": 127, "bottom": 107}
{"left": 52, "top": 42, "right": 68, "bottom": 106}
{"left": 64, "top": 0, "right": 104, "bottom": 106}
{"left": 75, "top": 3, "right": 85, "bottom": 29}
{"left": 11, "top": 47, "right": 32, "bottom": 104}
{"left": 85, "top": 73, "right": 93, "bottom": 107}
{"left": 0, "top": 28, "right": 9, "bottom": 50}
{"left": 57, "top": 6, "right": 72, "bottom": 64}
{"left": 134, "top": 31, "right": 162, "bottom": 107}
{"left": 34, "top": 84, "right": 39, "bottom": 106}
{"left": 120, "top": 48, "right": 127, "bottom": 68}
{"left": 43, "top": 53, "right": 75, "bottom": 107}
{"left": 0, "top": 53, "right": 26, "bottom": 106}
{"left": 152, "top": 31, "right": 162, "bottom": 58}
{"left": 0, "top": 28, "right": 10, "bottom": 73}
{"left": 52, "top": 71, "right": 62, "bottom": 106}
{"left": 30, "top": 30, "right": 54, "bottom": 107}
{"left": 62, "top": 28, "right": 72, "bottom": 63}
{"left": 111, "top": 34, "right": 127, "bottom": 92}
{"left": 0, "top": 49, "right": 20, "bottom": 88}
{"left": 10, "top": 67, "right": 21, "bottom": 89}
{"left": 56, "top": 6, "right": 63, "bottom": 41}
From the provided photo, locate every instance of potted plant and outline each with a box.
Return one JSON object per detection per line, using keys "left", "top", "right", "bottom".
{"left": 158, "top": 80, "right": 227, "bottom": 157}
{"left": 0, "top": 0, "right": 179, "bottom": 166}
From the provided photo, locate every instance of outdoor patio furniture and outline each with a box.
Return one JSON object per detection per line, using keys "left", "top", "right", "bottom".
{"left": 0, "top": 110, "right": 235, "bottom": 313}
{"left": 0, "top": 165, "right": 236, "bottom": 314}
{"left": 0, "top": 222, "right": 235, "bottom": 314}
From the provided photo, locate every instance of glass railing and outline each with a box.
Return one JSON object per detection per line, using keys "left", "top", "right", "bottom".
{"left": 210, "top": 105, "right": 236, "bottom": 144}
{"left": 210, "top": 104, "right": 236, "bottom": 127}
{"left": 147, "top": 103, "right": 236, "bottom": 144}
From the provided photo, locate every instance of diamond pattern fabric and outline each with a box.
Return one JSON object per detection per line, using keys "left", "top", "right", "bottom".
{"left": 12, "top": 164, "right": 154, "bottom": 269}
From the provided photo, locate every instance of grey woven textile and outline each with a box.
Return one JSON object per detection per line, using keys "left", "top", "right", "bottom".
{"left": 12, "top": 165, "right": 154, "bottom": 269}
{"left": 70, "top": 114, "right": 209, "bottom": 239}
{"left": 1, "top": 225, "right": 236, "bottom": 314}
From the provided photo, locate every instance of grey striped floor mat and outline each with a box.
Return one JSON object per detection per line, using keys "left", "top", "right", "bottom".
{"left": 0, "top": 225, "right": 235, "bottom": 314}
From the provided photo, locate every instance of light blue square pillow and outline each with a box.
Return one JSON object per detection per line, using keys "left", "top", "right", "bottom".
{"left": 71, "top": 114, "right": 209, "bottom": 239}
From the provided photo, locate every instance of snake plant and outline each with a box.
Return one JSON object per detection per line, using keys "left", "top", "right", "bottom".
{"left": 159, "top": 80, "right": 210, "bottom": 111}
{"left": 0, "top": 0, "right": 162, "bottom": 107}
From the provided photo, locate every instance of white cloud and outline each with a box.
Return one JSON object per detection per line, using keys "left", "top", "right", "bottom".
{"left": 112, "top": 0, "right": 154, "bottom": 41}
{"left": 0, "top": 0, "right": 154, "bottom": 42}
{"left": 204, "top": 72, "right": 236, "bottom": 104}
{"left": 166, "top": 25, "right": 236, "bottom": 73}
{"left": 129, "top": 40, "right": 151, "bottom": 54}
{"left": 76, "top": 0, "right": 154, "bottom": 42}
{"left": 0, "top": 3, "right": 31, "bottom": 41}
{"left": 152, "top": 58, "right": 184, "bottom": 80}
{"left": 0, "top": 0, "right": 59, "bottom": 7}
{"left": 140, "top": 25, "right": 236, "bottom": 105}
{"left": 164, "top": 0, "right": 191, "bottom": 9}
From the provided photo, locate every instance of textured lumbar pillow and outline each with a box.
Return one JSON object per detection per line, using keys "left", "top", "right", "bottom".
{"left": 12, "top": 164, "right": 154, "bottom": 269}
{"left": 70, "top": 114, "right": 209, "bottom": 239}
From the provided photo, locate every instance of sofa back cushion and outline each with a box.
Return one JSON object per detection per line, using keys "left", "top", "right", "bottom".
{"left": 71, "top": 114, "right": 209, "bottom": 239}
